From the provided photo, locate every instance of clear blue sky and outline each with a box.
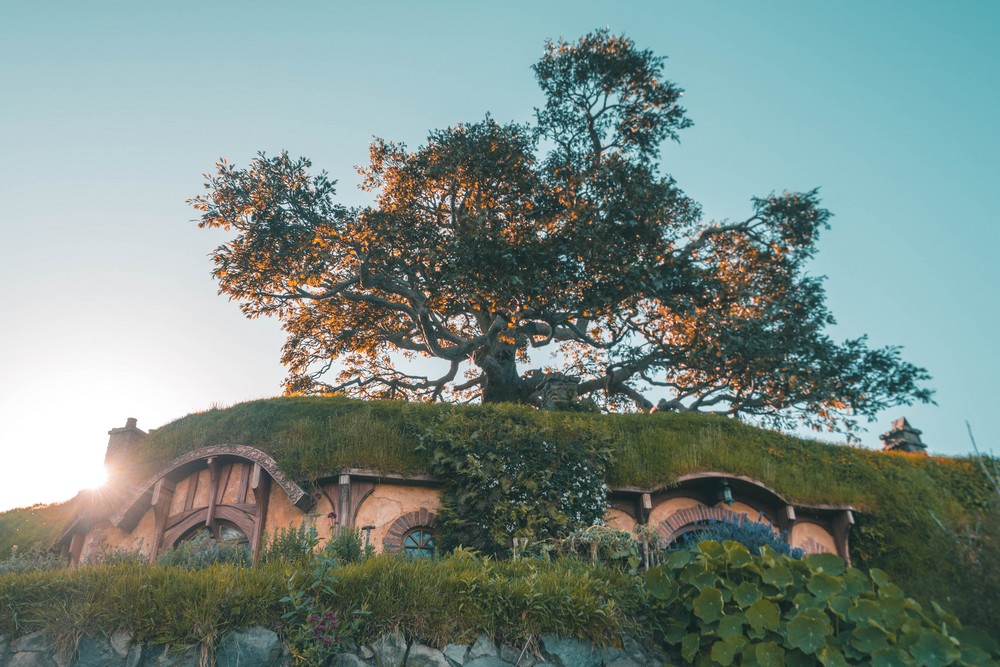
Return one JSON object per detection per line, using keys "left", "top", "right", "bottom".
{"left": 1, "top": 2, "right": 998, "bottom": 511}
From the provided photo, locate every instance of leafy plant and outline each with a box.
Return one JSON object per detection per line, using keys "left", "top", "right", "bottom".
{"left": 156, "top": 531, "right": 251, "bottom": 570}
{"left": 280, "top": 545, "right": 343, "bottom": 666}
{"left": 671, "top": 515, "right": 804, "bottom": 559}
{"left": 420, "top": 408, "right": 611, "bottom": 556}
{"left": 323, "top": 527, "right": 374, "bottom": 564}
{"left": 643, "top": 540, "right": 1000, "bottom": 665}
{"left": 548, "top": 525, "right": 653, "bottom": 572}
{"left": 0, "top": 544, "right": 63, "bottom": 575}
{"left": 262, "top": 523, "right": 320, "bottom": 565}
{"left": 87, "top": 540, "right": 148, "bottom": 566}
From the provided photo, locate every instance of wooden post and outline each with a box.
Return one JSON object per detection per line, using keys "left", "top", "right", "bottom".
{"left": 250, "top": 464, "right": 271, "bottom": 564}
{"left": 205, "top": 458, "right": 221, "bottom": 533}
{"left": 150, "top": 478, "right": 176, "bottom": 562}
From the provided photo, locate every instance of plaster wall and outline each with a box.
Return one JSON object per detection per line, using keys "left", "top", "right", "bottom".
{"left": 192, "top": 469, "right": 212, "bottom": 508}
{"left": 604, "top": 508, "right": 636, "bottom": 531}
{"left": 264, "top": 483, "right": 305, "bottom": 534}
{"left": 789, "top": 522, "right": 837, "bottom": 555}
{"left": 354, "top": 484, "right": 440, "bottom": 552}
{"left": 169, "top": 477, "right": 190, "bottom": 515}
{"left": 220, "top": 463, "right": 245, "bottom": 505}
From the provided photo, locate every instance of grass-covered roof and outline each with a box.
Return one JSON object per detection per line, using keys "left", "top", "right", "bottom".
{"left": 134, "top": 396, "right": 990, "bottom": 516}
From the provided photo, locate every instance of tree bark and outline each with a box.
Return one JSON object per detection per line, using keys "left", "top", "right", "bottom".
{"left": 474, "top": 343, "right": 527, "bottom": 404}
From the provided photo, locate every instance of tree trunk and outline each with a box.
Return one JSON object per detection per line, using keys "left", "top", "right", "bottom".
{"left": 475, "top": 343, "right": 527, "bottom": 404}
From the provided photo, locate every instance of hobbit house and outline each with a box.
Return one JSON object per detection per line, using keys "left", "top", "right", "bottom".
{"left": 58, "top": 401, "right": 856, "bottom": 565}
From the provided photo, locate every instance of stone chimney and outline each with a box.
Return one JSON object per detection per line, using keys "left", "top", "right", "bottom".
{"left": 105, "top": 417, "right": 148, "bottom": 487}
{"left": 538, "top": 373, "right": 581, "bottom": 411}
{"left": 879, "top": 417, "right": 928, "bottom": 454}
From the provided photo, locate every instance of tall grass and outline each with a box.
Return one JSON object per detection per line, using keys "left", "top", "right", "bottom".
{"left": 0, "top": 555, "right": 635, "bottom": 652}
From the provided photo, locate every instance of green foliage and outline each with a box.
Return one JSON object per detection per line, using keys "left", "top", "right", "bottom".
{"left": 938, "top": 499, "right": 1000, "bottom": 635}
{"left": 280, "top": 541, "right": 343, "bottom": 665}
{"left": 671, "top": 515, "right": 804, "bottom": 559}
{"left": 0, "top": 544, "right": 63, "bottom": 575}
{"left": 548, "top": 525, "right": 654, "bottom": 572}
{"left": 323, "top": 527, "right": 374, "bottom": 565}
{"left": 420, "top": 407, "right": 611, "bottom": 555}
{"left": 156, "top": 531, "right": 251, "bottom": 569}
{"left": 0, "top": 553, "right": 635, "bottom": 654}
{"left": 191, "top": 30, "right": 931, "bottom": 432}
{"left": 76, "top": 396, "right": 997, "bottom": 634}
{"left": 88, "top": 542, "right": 148, "bottom": 566}
{"left": 0, "top": 500, "right": 77, "bottom": 557}
{"left": 0, "top": 562, "right": 285, "bottom": 648}
{"left": 642, "top": 541, "right": 1000, "bottom": 666}
{"left": 1, "top": 548, "right": 996, "bottom": 664}
{"left": 261, "top": 523, "right": 320, "bottom": 566}
{"left": 325, "top": 552, "right": 636, "bottom": 649}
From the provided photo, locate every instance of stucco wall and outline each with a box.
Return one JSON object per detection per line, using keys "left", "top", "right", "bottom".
{"left": 354, "top": 484, "right": 441, "bottom": 553}
{"left": 604, "top": 508, "right": 636, "bottom": 531}
{"left": 789, "top": 521, "right": 837, "bottom": 554}
{"left": 264, "top": 482, "right": 306, "bottom": 535}
{"left": 220, "top": 463, "right": 246, "bottom": 505}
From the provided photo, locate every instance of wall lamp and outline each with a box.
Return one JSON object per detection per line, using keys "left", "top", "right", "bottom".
{"left": 718, "top": 480, "right": 734, "bottom": 506}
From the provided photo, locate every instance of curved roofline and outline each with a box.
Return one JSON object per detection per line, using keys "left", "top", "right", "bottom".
{"left": 613, "top": 471, "right": 855, "bottom": 513}
{"left": 111, "top": 445, "right": 313, "bottom": 530}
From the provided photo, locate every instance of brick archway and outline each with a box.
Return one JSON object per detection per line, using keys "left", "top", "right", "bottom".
{"left": 657, "top": 505, "right": 766, "bottom": 544}
{"left": 382, "top": 508, "right": 438, "bottom": 554}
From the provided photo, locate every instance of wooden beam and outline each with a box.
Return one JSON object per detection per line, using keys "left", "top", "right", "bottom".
{"left": 205, "top": 458, "right": 221, "bottom": 531}
{"left": 250, "top": 464, "right": 271, "bottom": 565}
{"left": 150, "top": 478, "right": 176, "bottom": 562}
{"left": 183, "top": 468, "right": 199, "bottom": 511}
{"left": 236, "top": 463, "right": 251, "bottom": 504}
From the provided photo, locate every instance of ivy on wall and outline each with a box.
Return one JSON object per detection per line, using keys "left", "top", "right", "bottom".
{"left": 419, "top": 406, "right": 612, "bottom": 556}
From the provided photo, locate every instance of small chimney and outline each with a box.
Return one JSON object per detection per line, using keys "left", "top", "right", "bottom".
{"left": 105, "top": 417, "right": 148, "bottom": 487}
{"left": 879, "top": 417, "right": 928, "bottom": 454}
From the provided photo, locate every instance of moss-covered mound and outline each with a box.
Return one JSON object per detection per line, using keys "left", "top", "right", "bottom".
{"left": 6, "top": 396, "right": 997, "bottom": 633}
{"left": 134, "top": 397, "right": 997, "bottom": 628}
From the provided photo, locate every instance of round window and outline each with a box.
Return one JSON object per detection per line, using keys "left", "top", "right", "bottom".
{"left": 401, "top": 528, "right": 436, "bottom": 559}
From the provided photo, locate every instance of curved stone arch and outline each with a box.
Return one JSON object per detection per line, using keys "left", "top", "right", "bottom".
{"left": 112, "top": 445, "right": 312, "bottom": 530}
{"left": 382, "top": 508, "right": 438, "bottom": 554}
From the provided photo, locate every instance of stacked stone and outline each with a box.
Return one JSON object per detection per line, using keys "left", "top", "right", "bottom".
{"left": 0, "top": 628, "right": 664, "bottom": 667}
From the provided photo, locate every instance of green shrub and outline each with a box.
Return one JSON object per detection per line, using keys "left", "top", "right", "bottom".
{"left": 420, "top": 407, "right": 611, "bottom": 556}
{"left": 323, "top": 527, "right": 374, "bottom": 564}
{"left": 0, "top": 544, "right": 63, "bottom": 575}
{"left": 671, "top": 515, "right": 804, "bottom": 559}
{"left": 262, "top": 523, "right": 320, "bottom": 565}
{"left": 88, "top": 542, "right": 148, "bottom": 566}
{"left": 156, "top": 531, "right": 251, "bottom": 569}
{"left": 281, "top": 541, "right": 344, "bottom": 665}
{"left": 642, "top": 540, "right": 999, "bottom": 665}
{"left": 547, "top": 525, "right": 653, "bottom": 572}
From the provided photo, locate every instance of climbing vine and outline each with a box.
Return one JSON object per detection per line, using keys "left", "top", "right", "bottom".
{"left": 419, "top": 406, "right": 611, "bottom": 556}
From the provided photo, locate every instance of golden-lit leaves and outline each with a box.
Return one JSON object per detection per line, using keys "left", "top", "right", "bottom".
{"left": 190, "top": 33, "right": 931, "bottom": 431}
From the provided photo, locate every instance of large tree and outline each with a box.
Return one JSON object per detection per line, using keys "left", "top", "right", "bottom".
{"left": 191, "top": 30, "right": 932, "bottom": 436}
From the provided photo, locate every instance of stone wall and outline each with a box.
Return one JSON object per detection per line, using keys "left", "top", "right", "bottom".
{"left": 0, "top": 628, "right": 664, "bottom": 667}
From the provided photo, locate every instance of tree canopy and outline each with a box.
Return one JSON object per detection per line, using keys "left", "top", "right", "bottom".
{"left": 191, "top": 30, "right": 932, "bottom": 436}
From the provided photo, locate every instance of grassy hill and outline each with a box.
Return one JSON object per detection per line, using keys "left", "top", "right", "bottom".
{"left": 7, "top": 396, "right": 996, "bottom": 630}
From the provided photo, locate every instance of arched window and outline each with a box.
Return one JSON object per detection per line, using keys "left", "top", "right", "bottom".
{"left": 401, "top": 528, "right": 436, "bottom": 558}
{"left": 177, "top": 520, "right": 249, "bottom": 547}
{"left": 383, "top": 508, "right": 439, "bottom": 556}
